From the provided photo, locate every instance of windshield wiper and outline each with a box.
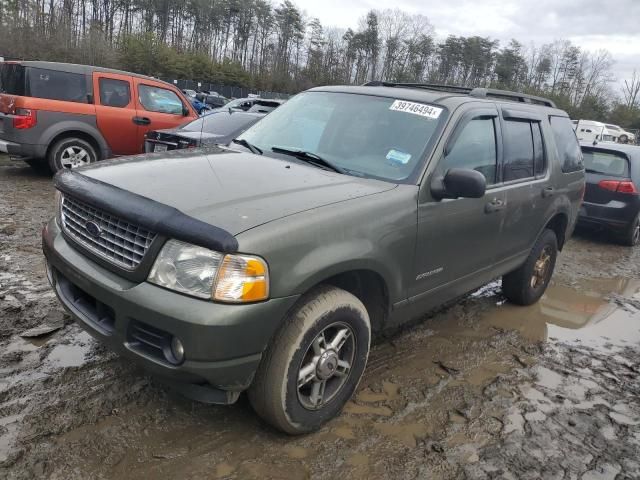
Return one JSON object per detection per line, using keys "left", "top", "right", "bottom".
{"left": 232, "top": 138, "right": 263, "bottom": 155}
{"left": 584, "top": 168, "right": 603, "bottom": 174}
{"left": 271, "top": 146, "right": 345, "bottom": 174}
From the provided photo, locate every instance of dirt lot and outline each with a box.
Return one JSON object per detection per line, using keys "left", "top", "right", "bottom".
{"left": 1, "top": 154, "right": 639, "bottom": 479}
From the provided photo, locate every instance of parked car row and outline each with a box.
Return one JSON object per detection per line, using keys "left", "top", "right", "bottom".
{"left": 0, "top": 61, "right": 199, "bottom": 171}
{"left": 144, "top": 110, "right": 264, "bottom": 152}
{"left": 573, "top": 119, "right": 636, "bottom": 145}
{"left": 0, "top": 61, "right": 283, "bottom": 172}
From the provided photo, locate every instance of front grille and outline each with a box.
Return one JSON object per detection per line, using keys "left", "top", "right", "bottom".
{"left": 61, "top": 195, "right": 156, "bottom": 270}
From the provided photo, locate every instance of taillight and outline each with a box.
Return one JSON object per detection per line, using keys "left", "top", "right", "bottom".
{"left": 13, "top": 108, "right": 37, "bottom": 129}
{"left": 598, "top": 179, "right": 638, "bottom": 194}
{"left": 617, "top": 181, "right": 638, "bottom": 194}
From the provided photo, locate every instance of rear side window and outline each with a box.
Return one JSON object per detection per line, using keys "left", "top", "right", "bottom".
{"left": 138, "top": 84, "right": 183, "bottom": 115}
{"left": 503, "top": 120, "right": 536, "bottom": 181}
{"left": 550, "top": 116, "right": 583, "bottom": 173}
{"left": 0, "top": 63, "right": 26, "bottom": 95}
{"left": 582, "top": 149, "right": 630, "bottom": 177}
{"left": 443, "top": 118, "right": 498, "bottom": 185}
{"left": 26, "top": 68, "right": 88, "bottom": 103}
{"left": 99, "top": 78, "right": 131, "bottom": 108}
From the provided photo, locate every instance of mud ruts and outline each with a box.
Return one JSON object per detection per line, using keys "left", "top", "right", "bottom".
{"left": 1, "top": 156, "right": 639, "bottom": 479}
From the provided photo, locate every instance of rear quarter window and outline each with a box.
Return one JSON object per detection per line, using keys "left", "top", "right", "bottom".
{"left": 0, "top": 63, "right": 26, "bottom": 95}
{"left": 26, "top": 67, "right": 89, "bottom": 103}
{"left": 549, "top": 116, "right": 583, "bottom": 173}
{"left": 582, "top": 149, "right": 630, "bottom": 177}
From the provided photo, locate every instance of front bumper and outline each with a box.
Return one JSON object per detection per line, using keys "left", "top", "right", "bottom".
{"left": 578, "top": 199, "right": 640, "bottom": 232}
{"left": 42, "top": 218, "right": 300, "bottom": 399}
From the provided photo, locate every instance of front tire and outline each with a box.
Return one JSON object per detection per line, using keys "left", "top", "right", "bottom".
{"left": 48, "top": 137, "right": 98, "bottom": 173}
{"left": 248, "top": 286, "right": 371, "bottom": 435}
{"left": 502, "top": 229, "right": 558, "bottom": 306}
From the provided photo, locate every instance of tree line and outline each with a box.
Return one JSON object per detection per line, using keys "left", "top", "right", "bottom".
{"left": 0, "top": 0, "right": 638, "bottom": 128}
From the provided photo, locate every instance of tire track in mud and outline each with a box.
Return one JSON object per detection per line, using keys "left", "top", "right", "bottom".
{"left": 1, "top": 161, "right": 640, "bottom": 479}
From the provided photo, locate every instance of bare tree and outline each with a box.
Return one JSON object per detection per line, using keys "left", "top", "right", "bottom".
{"left": 622, "top": 70, "right": 640, "bottom": 109}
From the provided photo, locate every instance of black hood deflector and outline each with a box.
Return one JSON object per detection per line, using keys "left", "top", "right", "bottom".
{"left": 54, "top": 170, "right": 239, "bottom": 253}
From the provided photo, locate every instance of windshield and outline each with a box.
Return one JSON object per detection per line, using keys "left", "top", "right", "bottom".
{"left": 237, "top": 91, "right": 446, "bottom": 182}
{"left": 181, "top": 112, "right": 259, "bottom": 135}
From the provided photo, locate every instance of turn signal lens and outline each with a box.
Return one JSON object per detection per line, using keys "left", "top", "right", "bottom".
{"left": 214, "top": 254, "right": 269, "bottom": 302}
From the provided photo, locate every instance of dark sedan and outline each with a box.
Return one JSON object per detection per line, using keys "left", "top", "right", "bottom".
{"left": 211, "top": 97, "right": 284, "bottom": 114}
{"left": 578, "top": 142, "right": 640, "bottom": 246}
{"left": 144, "top": 111, "right": 263, "bottom": 153}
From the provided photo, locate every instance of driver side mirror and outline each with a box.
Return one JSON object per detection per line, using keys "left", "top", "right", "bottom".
{"left": 431, "top": 168, "right": 486, "bottom": 200}
{"left": 182, "top": 105, "right": 190, "bottom": 116}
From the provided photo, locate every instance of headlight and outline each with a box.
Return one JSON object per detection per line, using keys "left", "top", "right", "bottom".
{"left": 148, "top": 240, "right": 269, "bottom": 302}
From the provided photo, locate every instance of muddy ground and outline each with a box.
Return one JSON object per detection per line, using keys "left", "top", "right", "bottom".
{"left": 1, "top": 154, "right": 639, "bottom": 479}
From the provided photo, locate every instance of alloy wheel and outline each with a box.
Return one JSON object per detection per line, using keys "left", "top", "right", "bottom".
{"left": 297, "top": 322, "right": 356, "bottom": 410}
{"left": 60, "top": 146, "right": 91, "bottom": 169}
{"left": 531, "top": 245, "right": 552, "bottom": 289}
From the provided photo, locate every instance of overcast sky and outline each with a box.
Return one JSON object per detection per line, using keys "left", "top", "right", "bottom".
{"left": 294, "top": 0, "right": 639, "bottom": 86}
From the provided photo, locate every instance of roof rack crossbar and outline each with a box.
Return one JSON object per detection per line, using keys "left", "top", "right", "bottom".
{"left": 469, "top": 87, "right": 556, "bottom": 108}
{"left": 363, "top": 81, "right": 556, "bottom": 109}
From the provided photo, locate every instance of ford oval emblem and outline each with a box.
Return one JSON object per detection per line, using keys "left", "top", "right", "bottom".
{"left": 85, "top": 221, "right": 102, "bottom": 238}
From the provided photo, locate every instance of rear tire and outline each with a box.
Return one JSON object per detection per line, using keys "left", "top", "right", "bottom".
{"left": 502, "top": 229, "right": 558, "bottom": 306}
{"left": 621, "top": 214, "right": 640, "bottom": 247}
{"left": 48, "top": 137, "right": 98, "bottom": 173}
{"left": 248, "top": 286, "right": 371, "bottom": 435}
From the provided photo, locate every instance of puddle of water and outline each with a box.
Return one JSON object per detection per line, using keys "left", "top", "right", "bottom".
{"left": 3, "top": 337, "right": 39, "bottom": 354}
{"left": 0, "top": 413, "right": 25, "bottom": 464}
{"left": 47, "top": 344, "right": 89, "bottom": 368}
{"left": 45, "top": 331, "right": 94, "bottom": 369}
{"left": 347, "top": 453, "right": 369, "bottom": 467}
{"left": 485, "top": 277, "right": 640, "bottom": 351}
{"left": 284, "top": 445, "right": 308, "bottom": 459}
{"left": 373, "top": 421, "right": 431, "bottom": 447}
{"left": 343, "top": 402, "right": 393, "bottom": 417}
{"left": 215, "top": 462, "right": 235, "bottom": 478}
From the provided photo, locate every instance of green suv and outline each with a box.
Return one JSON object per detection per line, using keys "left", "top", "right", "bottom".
{"left": 42, "top": 83, "right": 585, "bottom": 434}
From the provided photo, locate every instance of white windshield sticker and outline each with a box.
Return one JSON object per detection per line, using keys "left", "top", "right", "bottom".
{"left": 389, "top": 100, "right": 442, "bottom": 119}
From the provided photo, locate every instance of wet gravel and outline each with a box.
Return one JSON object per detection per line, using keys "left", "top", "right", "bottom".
{"left": 1, "top": 156, "right": 639, "bottom": 479}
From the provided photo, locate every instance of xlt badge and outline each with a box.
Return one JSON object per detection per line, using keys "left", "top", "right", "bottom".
{"left": 416, "top": 267, "right": 444, "bottom": 281}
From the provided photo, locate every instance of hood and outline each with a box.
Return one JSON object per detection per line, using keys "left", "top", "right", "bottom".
{"left": 78, "top": 148, "right": 396, "bottom": 235}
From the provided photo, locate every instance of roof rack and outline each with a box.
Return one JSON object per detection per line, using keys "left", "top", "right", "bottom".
{"left": 363, "top": 81, "right": 557, "bottom": 109}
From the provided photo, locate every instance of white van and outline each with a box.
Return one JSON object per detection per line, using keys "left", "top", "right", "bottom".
{"left": 573, "top": 120, "right": 616, "bottom": 144}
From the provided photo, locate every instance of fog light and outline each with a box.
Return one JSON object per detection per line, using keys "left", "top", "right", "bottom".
{"left": 169, "top": 336, "right": 185, "bottom": 365}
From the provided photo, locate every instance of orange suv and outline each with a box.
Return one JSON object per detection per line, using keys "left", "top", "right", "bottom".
{"left": 0, "top": 61, "right": 198, "bottom": 172}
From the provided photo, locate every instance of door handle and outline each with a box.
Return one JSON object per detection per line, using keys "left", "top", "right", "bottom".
{"left": 485, "top": 198, "right": 505, "bottom": 214}
{"left": 542, "top": 186, "right": 555, "bottom": 198}
{"left": 132, "top": 116, "right": 151, "bottom": 125}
